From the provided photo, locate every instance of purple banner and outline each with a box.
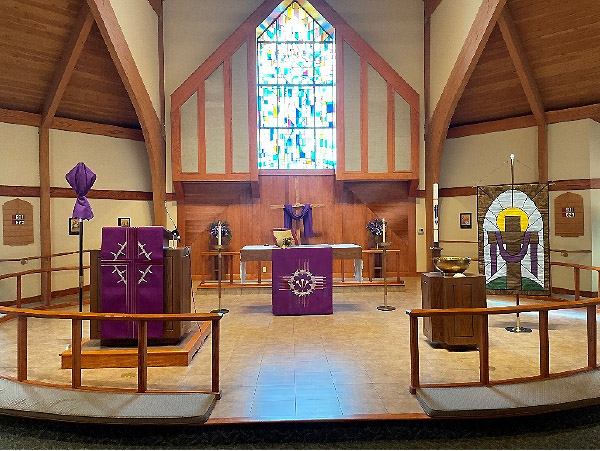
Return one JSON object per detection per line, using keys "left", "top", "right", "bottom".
{"left": 272, "top": 246, "right": 332, "bottom": 316}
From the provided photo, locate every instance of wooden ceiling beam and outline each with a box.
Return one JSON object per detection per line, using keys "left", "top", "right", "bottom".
{"left": 424, "top": 0, "right": 444, "bottom": 19}
{"left": 447, "top": 103, "right": 600, "bottom": 138}
{"left": 41, "top": 4, "right": 94, "bottom": 128}
{"left": 87, "top": 0, "right": 166, "bottom": 226}
{"left": 497, "top": 8, "right": 545, "bottom": 126}
{"left": 147, "top": 0, "right": 162, "bottom": 15}
{"left": 0, "top": 107, "right": 143, "bottom": 141}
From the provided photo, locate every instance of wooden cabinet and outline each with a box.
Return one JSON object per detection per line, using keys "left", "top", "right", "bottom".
{"left": 421, "top": 272, "right": 486, "bottom": 348}
{"left": 90, "top": 247, "right": 192, "bottom": 345}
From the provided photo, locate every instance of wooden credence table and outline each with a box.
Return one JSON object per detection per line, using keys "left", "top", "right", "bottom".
{"left": 240, "top": 244, "right": 363, "bottom": 284}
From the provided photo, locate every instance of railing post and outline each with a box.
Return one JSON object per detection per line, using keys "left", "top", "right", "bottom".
{"left": 409, "top": 315, "right": 419, "bottom": 393}
{"left": 212, "top": 318, "right": 220, "bottom": 397}
{"left": 16, "top": 275, "right": 22, "bottom": 308}
{"left": 587, "top": 305, "right": 597, "bottom": 369}
{"left": 539, "top": 310, "right": 550, "bottom": 377}
{"left": 17, "top": 316, "right": 27, "bottom": 381}
{"left": 479, "top": 315, "right": 489, "bottom": 385}
{"left": 574, "top": 267, "right": 581, "bottom": 301}
{"left": 137, "top": 320, "right": 148, "bottom": 393}
{"left": 72, "top": 318, "right": 82, "bottom": 388}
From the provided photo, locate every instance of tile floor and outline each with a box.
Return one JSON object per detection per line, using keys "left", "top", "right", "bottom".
{"left": 0, "top": 277, "right": 595, "bottom": 422}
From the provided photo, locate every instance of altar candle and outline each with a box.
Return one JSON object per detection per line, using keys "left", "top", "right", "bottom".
{"left": 433, "top": 183, "right": 439, "bottom": 243}
{"left": 217, "top": 222, "right": 222, "bottom": 246}
{"left": 382, "top": 218, "right": 386, "bottom": 243}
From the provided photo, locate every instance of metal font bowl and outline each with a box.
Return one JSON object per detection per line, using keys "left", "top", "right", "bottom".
{"left": 433, "top": 256, "right": 471, "bottom": 275}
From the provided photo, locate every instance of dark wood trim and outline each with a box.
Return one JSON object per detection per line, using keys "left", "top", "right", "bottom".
{"left": 424, "top": 0, "right": 444, "bottom": 19}
{"left": 39, "top": 127, "right": 51, "bottom": 305}
{"left": 158, "top": 0, "right": 165, "bottom": 128}
{"left": 497, "top": 8, "right": 545, "bottom": 125}
{"left": 258, "top": 169, "right": 335, "bottom": 176}
{"left": 448, "top": 103, "right": 600, "bottom": 138}
{"left": 147, "top": 0, "right": 162, "bottom": 16}
{"left": 0, "top": 185, "right": 174, "bottom": 201}
{"left": 51, "top": 117, "right": 144, "bottom": 140}
{"left": 339, "top": 172, "right": 415, "bottom": 181}
{"left": 42, "top": 4, "right": 94, "bottom": 127}
{"left": 0, "top": 108, "right": 40, "bottom": 127}
{"left": 538, "top": 124, "right": 548, "bottom": 183}
{"left": 551, "top": 286, "right": 598, "bottom": 299}
{"left": 86, "top": 0, "right": 166, "bottom": 227}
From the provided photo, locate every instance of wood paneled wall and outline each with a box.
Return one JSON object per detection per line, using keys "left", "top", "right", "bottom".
{"left": 182, "top": 175, "right": 416, "bottom": 279}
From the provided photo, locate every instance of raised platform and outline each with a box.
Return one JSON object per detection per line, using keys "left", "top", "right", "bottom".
{"left": 0, "top": 377, "right": 216, "bottom": 425}
{"left": 416, "top": 369, "right": 600, "bottom": 418}
{"left": 60, "top": 323, "right": 211, "bottom": 369}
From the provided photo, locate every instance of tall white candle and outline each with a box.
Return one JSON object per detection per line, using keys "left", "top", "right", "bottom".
{"left": 382, "top": 218, "right": 386, "bottom": 243}
{"left": 217, "top": 222, "right": 222, "bottom": 246}
{"left": 433, "top": 183, "right": 439, "bottom": 244}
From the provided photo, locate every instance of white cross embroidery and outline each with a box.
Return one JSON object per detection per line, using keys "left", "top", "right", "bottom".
{"left": 138, "top": 241, "right": 152, "bottom": 260}
{"left": 110, "top": 242, "right": 127, "bottom": 260}
{"left": 111, "top": 265, "right": 127, "bottom": 285}
{"left": 138, "top": 265, "right": 153, "bottom": 285}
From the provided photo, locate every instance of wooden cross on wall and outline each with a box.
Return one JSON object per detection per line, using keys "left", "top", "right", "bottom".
{"left": 270, "top": 178, "right": 324, "bottom": 244}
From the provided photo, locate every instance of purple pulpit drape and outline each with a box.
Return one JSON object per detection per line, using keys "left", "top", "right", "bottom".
{"left": 100, "top": 227, "right": 166, "bottom": 341}
{"left": 65, "top": 162, "right": 96, "bottom": 220}
{"left": 283, "top": 204, "right": 313, "bottom": 238}
{"left": 272, "top": 246, "right": 332, "bottom": 315}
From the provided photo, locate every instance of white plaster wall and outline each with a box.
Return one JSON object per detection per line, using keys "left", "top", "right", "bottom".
{"left": 548, "top": 120, "right": 591, "bottom": 181}
{"left": 429, "top": 0, "right": 482, "bottom": 116}
{"left": 0, "top": 123, "right": 40, "bottom": 186}
{"left": 110, "top": 0, "right": 161, "bottom": 118}
{"left": 49, "top": 130, "right": 152, "bottom": 192}
{"left": 590, "top": 120, "right": 600, "bottom": 291}
{"left": 441, "top": 127, "right": 538, "bottom": 187}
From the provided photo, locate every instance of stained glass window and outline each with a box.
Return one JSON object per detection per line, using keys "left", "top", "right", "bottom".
{"left": 257, "top": 1, "right": 336, "bottom": 169}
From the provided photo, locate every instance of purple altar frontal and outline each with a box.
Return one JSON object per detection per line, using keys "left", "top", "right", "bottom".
{"left": 272, "top": 246, "right": 333, "bottom": 316}
{"left": 100, "top": 227, "right": 167, "bottom": 341}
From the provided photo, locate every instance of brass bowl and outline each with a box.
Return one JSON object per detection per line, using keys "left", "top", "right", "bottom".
{"left": 433, "top": 256, "right": 471, "bottom": 275}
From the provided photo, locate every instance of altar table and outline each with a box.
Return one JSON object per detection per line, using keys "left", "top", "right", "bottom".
{"left": 240, "top": 244, "right": 362, "bottom": 283}
{"left": 272, "top": 246, "right": 333, "bottom": 315}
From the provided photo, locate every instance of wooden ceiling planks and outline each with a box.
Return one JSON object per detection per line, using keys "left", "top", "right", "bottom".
{"left": 451, "top": 0, "right": 600, "bottom": 127}
{"left": 451, "top": 25, "right": 531, "bottom": 126}
{"left": 56, "top": 22, "right": 139, "bottom": 128}
{"left": 0, "top": 0, "right": 139, "bottom": 129}
{"left": 0, "top": 0, "right": 81, "bottom": 113}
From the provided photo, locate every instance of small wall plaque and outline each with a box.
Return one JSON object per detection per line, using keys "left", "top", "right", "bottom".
{"left": 3, "top": 199, "right": 33, "bottom": 245}
{"left": 460, "top": 212, "right": 472, "bottom": 229}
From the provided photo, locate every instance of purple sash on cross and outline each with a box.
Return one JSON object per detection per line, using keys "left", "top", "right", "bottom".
{"left": 283, "top": 204, "right": 313, "bottom": 238}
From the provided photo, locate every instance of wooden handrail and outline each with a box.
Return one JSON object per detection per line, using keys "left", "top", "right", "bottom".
{"left": 6, "top": 306, "right": 222, "bottom": 396}
{"left": 0, "top": 265, "right": 89, "bottom": 281}
{"left": 551, "top": 261, "right": 600, "bottom": 271}
{"left": 0, "top": 249, "right": 93, "bottom": 263}
{"left": 406, "top": 297, "right": 600, "bottom": 394}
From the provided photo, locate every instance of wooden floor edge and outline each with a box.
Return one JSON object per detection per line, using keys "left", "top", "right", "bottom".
{"left": 204, "top": 412, "right": 430, "bottom": 424}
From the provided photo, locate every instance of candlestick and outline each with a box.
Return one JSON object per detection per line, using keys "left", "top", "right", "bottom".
{"left": 217, "top": 222, "right": 222, "bottom": 246}
{"left": 433, "top": 183, "right": 439, "bottom": 244}
{"left": 382, "top": 218, "right": 386, "bottom": 243}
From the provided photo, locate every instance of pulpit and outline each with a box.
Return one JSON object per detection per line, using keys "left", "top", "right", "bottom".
{"left": 90, "top": 227, "right": 192, "bottom": 345}
{"left": 421, "top": 272, "right": 486, "bottom": 348}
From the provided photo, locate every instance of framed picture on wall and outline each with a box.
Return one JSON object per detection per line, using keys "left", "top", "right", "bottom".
{"left": 68, "top": 217, "right": 80, "bottom": 235}
{"left": 460, "top": 212, "right": 472, "bottom": 229}
{"left": 118, "top": 217, "right": 131, "bottom": 227}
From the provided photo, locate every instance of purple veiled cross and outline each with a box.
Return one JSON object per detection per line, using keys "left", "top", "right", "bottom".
{"left": 66, "top": 162, "right": 96, "bottom": 220}
{"left": 283, "top": 204, "right": 313, "bottom": 238}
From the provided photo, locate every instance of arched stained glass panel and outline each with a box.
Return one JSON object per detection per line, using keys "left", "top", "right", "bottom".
{"left": 257, "top": 1, "right": 336, "bottom": 169}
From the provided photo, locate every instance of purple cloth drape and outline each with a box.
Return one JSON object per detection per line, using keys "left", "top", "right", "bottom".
{"left": 283, "top": 204, "right": 313, "bottom": 238}
{"left": 495, "top": 231, "right": 531, "bottom": 263}
{"left": 65, "top": 162, "right": 96, "bottom": 220}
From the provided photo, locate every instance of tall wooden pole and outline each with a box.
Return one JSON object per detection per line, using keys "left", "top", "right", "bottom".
{"left": 39, "top": 127, "right": 51, "bottom": 304}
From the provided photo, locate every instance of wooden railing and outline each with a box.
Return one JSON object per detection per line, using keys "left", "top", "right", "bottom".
{"left": 406, "top": 297, "right": 600, "bottom": 394}
{"left": 551, "top": 261, "right": 600, "bottom": 301}
{"left": 0, "top": 249, "right": 93, "bottom": 263}
{"left": 0, "top": 266, "right": 90, "bottom": 308}
{"left": 0, "top": 306, "right": 223, "bottom": 396}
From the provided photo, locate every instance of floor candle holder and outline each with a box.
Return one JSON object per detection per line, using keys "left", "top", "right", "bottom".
{"left": 506, "top": 293, "right": 531, "bottom": 333}
{"left": 377, "top": 242, "right": 396, "bottom": 311}
{"left": 211, "top": 245, "right": 229, "bottom": 314}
